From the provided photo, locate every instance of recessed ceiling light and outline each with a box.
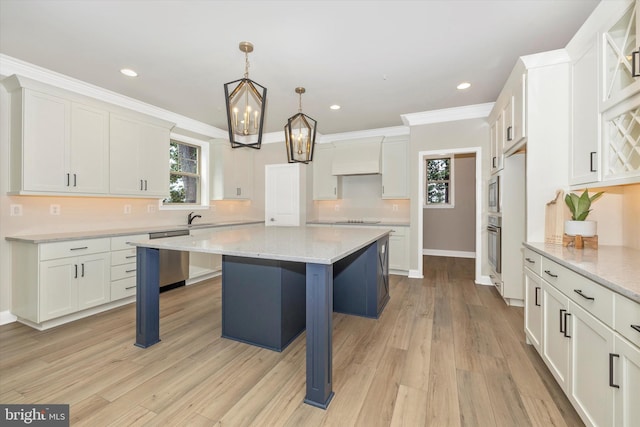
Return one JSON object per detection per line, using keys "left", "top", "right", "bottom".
{"left": 329, "top": 104, "right": 341, "bottom": 110}
{"left": 457, "top": 82, "right": 471, "bottom": 90}
{"left": 120, "top": 68, "right": 138, "bottom": 77}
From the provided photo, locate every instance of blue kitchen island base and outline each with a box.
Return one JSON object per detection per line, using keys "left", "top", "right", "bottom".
{"left": 221, "top": 256, "right": 306, "bottom": 352}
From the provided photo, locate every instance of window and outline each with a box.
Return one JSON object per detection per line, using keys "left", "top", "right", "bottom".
{"left": 425, "top": 156, "right": 454, "bottom": 207}
{"left": 164, "top": 140, "right": 200, "bottom": 204}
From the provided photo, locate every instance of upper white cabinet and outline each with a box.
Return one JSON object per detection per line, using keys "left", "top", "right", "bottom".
{"left": 381, "top": 137, "right": 409, "bottom": 199}
{"left": 570, "top": 36, "right": 600, "bottom": 185}
{"left": 567, "top": 0, "right": 640, "bottom": 187}
{"left": 4, "top": 74, "right": 174, "bottom": 197}
{"left": 210, "top": 140, "right": 254, "bottom": 200}
{"left": 312, "top": 143, "right": 341, "bottom": 200}
{"left": 7, "top": 82, "right": 109, "bottom": 194}
{"left": 109, "top": 114, "right": 170, "bottom": 197}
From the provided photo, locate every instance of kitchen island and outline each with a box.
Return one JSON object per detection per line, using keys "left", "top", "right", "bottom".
{"left": 130, "top": 225, "right": 390, "bottom": 409}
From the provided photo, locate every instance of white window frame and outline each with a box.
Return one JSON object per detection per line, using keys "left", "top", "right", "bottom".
{"left": 159, "top": 133, "right": 210, "bottom": 211}
{"left": 424, "top": 155, "right": 455, "bottom": 209}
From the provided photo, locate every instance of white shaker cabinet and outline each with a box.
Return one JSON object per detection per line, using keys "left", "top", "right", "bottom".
{"left": 541, "top": 279, "right": 571, "bottom": 390}
{"left": 524, "top": 268, "right": 543, "bottom": 352}
{"left": 489, "top": 115, "right": 504, "bottom": 174}
{"left": 570, "top": 36, "right": 600, "bottom": 185}
{"left": 387, "top": 226, "right": 409, "bottom": 272}
{"left": 7, "top": 86, "right": 109, "bottom": 194}
{"left": 312, "top": 143, "right": 340, "bottom": 200}
{"left": 210, "top": 140, "right": 254, "bottom": 200}
{"left": 109, "top": 114, "right": 170, "bottom": 197}
{"left": 381, "top": 137, "right": 409, "bottom": 199}
{"left": 614, "top": 334, "right": 640, "bottom": 427}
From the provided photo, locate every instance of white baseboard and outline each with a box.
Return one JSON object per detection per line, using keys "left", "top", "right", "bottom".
{"left": 475, "top": 275, "right": 493, "bottom": 286}
{"left": 1, "top": 310, "right": 18, "bottom": 325}
{"left": 422, "top": 249, "right": 476, "bottom": 259}
{"left": 408, "top": 269, "right": 423, "bottom": 279}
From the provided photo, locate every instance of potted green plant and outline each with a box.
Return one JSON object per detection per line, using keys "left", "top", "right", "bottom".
{"left": 564, "top": 189, "right": 604, "bottom": 237}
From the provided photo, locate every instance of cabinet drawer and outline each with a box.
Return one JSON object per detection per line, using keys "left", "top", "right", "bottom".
{"left": 388, "top": 226, "right": 407, "bottom": 237}
{"left": 615, "top": 294, "right": 640, "bottom": 347}
{"left": 111, "top": 248, "right": 137, "bottom": 266}
{"left": 523, "top": 248, "right": 541, "bottom": 275}
{"left": 540, "top": 257, "right": 567, "bottom": 289}
{"left": 111, "top": 234, "right": 148, "bottom": 251}
{"left": 111, "top": 263, "right": 137, "bottom": 281}
{"left": 565, "top": 270, "right": 614, "bottom": 328}
{"left": 111, "top": 277, "right": 136, "bottom": 301}
{"left": 40, "top": 238, "right": 110, "bottom": 260}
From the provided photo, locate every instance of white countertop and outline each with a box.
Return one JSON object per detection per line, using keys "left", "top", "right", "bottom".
{"left": 5, "top": 220, "right": 264, "bottom": 244}
{"left": 524, "top": 242, "right": 640, "bottom": 303}
{"left": 130, "top": 225, "right": 391, "bottom": 265}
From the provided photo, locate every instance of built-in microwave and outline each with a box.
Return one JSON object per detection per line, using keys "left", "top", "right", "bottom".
{"left": 488, "top": 175, "right": 500, "bottom": 213}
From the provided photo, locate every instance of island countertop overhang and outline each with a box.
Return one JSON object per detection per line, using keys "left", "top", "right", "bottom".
{"left": 129, "top": 225, "right": 392, "bottom": 265}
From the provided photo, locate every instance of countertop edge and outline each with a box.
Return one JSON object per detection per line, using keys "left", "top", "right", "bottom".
{"left": 6, "top": 221, "right": 265, "bottom": 244}
{"left": 523, "top": 242, "right": 640, "bottom": 304}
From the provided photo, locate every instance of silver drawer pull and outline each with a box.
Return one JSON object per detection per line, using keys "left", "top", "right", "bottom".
{"left": 525, "top": 257, "right": 535, "bottom": 264}
{"left": 70, "top": 246, "right": 88, "bottom": 251}
{"left": 125, "top": 285, "right": 136, "bottom": 290}
{"left": 544, "top": 270, "right": 558, "bottom": 278}
{"left": 125, "top": 269, "right": 137, "bottom": 273}
{"left": 573, "top": 289, "right": 594, "bottom": 301}
{"left": 125, "top": 255, "right": 136, "bottom": 259}
{"left": 631, "top": 325, "right": 640, "bottom": 334}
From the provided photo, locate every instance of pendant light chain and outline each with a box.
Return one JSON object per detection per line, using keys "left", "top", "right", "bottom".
{"left": 244, "top": 51, "right": 250, "bottom": 78}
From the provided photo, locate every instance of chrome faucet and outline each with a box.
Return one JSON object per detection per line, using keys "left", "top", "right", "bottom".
{"left": 187, "top": 211, "right": 202, "bottom": 225}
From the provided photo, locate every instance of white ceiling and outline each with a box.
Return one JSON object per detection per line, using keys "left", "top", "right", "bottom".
{"left": 0, "top": 0, "right": 599, "bottom": 135}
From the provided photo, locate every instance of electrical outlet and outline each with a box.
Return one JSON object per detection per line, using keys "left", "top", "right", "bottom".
{"left": 50, "top": 204, "right": 61, "bottom": 215}
{"left": 334, "top": 204, "right": 340, "bottom": 212}
{"left": 392, "top": 204, "right": 398, "bottom": 212}
{"left": 10, "top": 204, "right": 23, "bottom": 216}
{"left": 147, "top": 204, "right": 156, "bottom": 213}
{"left": 124, "top": 204, "right": 132, "bottom": 214}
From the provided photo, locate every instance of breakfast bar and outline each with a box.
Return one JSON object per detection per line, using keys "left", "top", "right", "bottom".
{"left": 130, "top": 225, "right": 390, "bottom": 409}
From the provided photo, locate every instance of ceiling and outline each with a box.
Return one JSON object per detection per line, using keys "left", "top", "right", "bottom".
{"left": 0, "top": 0, "right": 600, "bottom": 136}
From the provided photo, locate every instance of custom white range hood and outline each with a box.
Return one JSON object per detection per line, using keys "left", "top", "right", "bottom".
{"left": 331, "top": 137, "right": 383, "bottom": 175}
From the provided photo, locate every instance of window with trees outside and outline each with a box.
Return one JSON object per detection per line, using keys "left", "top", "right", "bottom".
{"left": 164, "top": 140, "right": 200, "bottom": 204}
{"left": 425, "top": 156, "right": 453, "bottom": 207}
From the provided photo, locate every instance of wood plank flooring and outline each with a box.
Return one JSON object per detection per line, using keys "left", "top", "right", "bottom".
{"left": 0, "top": 256, "right": 584, "bottom": 426}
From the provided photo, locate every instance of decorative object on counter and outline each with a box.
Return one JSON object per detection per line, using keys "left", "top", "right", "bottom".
{"left": 544, "top": 190, "right": 565, "bottom": 245}
{"left": 563, "top": 188, "right": 604, "bottom": 249}
{"left": 224, "top": 41, "right": 267, "bottom": 149}
{"left": 284, "top": 87, "right": 317, "bottom": 164}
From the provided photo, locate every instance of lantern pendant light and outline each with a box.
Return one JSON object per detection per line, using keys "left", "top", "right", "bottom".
{"left": 284, "top": 87, "right": 317, "bottom": 163}
{"left": 224, "top": 41, "right": 267, "bottom": 149}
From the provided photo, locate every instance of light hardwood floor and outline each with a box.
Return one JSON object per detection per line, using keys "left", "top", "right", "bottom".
{"left": 0, "top": 256, "right": 584, "bottom": 426}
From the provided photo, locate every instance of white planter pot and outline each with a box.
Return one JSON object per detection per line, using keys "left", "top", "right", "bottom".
{"left": 565, "top": 220, "right": 597, "bottom": 237}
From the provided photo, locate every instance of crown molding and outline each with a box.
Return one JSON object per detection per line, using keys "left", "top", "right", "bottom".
{"left": 318, "top": 125, "right": 409, "bottom": 143}
{"left": 401, "top": 102, "right": 494, "bottom": 127}
{"left": 519, "top": 49, "right": 570, "bottom": 69}
{"left": 0, "top": 54, "right": 227, "bottom": 139}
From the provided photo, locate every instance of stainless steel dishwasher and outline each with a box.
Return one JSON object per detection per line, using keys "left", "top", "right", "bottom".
{"left": 148, "top": 229, "right": 190, "bottom": 292}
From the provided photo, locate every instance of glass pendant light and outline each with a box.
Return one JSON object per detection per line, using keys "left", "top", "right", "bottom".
{"left": 284, "top": 87, "right": 317, "bottom": 163}
{"left": 224, "top": 41, "right": 267, "bottom": 149}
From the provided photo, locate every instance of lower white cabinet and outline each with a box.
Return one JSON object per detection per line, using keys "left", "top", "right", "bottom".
{"left": 388, "top": 227, "right": 409, "bottom": 272}
{"left": 524, "top": 248, "right": 640, "bottom": 427}
{"left": 110, "top": 234, "right": 147, "bottom": 301}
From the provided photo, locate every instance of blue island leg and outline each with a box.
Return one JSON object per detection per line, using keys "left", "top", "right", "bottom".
{"left": 135, "top": 246, "right": 161, "bottom": 348}
{"left": 304, "top": 263, "right": 335, "bottom": 408}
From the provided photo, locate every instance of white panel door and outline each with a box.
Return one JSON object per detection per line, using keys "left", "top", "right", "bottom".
{"left": 265, "top": 163, "right": 301, "bottom": 226}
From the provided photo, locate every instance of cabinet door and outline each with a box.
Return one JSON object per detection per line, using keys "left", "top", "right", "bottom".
{"left": 570, "top": 37, "right": 600, "bottom": 185}
{"left": 502, "top": 97, "right": 515, "bottom": 152}
{"left": 140, "top": 122, "right": 169, "bottom": 197}
{"left": 70, "top": 103, "right": 109, "bottom": 193}
{"left": 382, "top": 140, "right": 409, "bottom": 199}
{"left": 388, "top": 228, "right": 409, "bottom": 271}
{"left": 22, "top": 89, "right": 69, "bottom": 192}
{"left": 490, "top": 117, "right": 503, "bottom": 173}
{"left": 313, "top": 145, "right": 339, "bottom": 200}
{"left": 513, "top": 73, "right": 527, "bottom": 143}
{"left": 40, "top": 258, "right": 78, "bottom": 321}
{"left": 614, "top": 335, "right": 640, "bottom": 427}
{"left": 542, "top": 281, "right": 571, "bottom": 390}
{"left": 77, "top": 253, "right": 111, "bottom": 310}
{"left": 524, "top": 269, "right": 543, "bottom": 352}
{"left": 569, "top": 302, "right": 615, "bottom": 427}
{"left": 109, "top": 114, "right": 142, "bottom": 195}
